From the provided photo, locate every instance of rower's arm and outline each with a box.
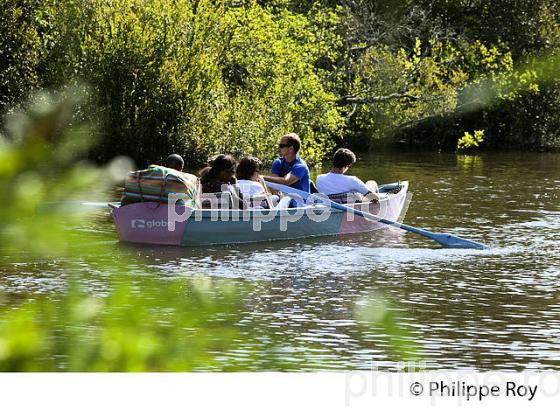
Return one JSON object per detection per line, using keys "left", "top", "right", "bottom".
{"left": 263, "top": 173, "right": 299, "bottom": 186}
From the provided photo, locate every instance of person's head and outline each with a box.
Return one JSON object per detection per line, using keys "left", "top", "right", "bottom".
{"left": 236, "top": 156, "right": 262, "bottom": 180}
{"left": 206, "top": 154, "right": 218, "bottom": 167}
{"left": 166, "top": 154, "right": 184, "bottom": 171}
{"left": 278, "top": 132, "right": 301, "bottom": 157}
{"left": 210, "top": 154, "right": 238, "bottom": 182}
{"left": 332, "top": 148, "right": 356, "bottom": 169}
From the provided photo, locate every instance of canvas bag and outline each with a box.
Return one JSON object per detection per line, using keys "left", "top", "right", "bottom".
{"left": 121, "top": 165, "right": 200, "bottom": 207}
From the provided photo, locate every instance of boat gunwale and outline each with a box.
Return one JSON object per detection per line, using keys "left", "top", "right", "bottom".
{"left": 139, "top": 180, "right": 409, "bottom": 220}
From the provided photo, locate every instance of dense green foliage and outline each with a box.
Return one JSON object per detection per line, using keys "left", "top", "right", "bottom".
{"left": 1, "top": 0, "right": 344, "bottom": 166}
{"left": 2, "top": 0, "right": 560, "bottom": 165}
{"left": 0, "top": 0, "right": 44, "bottom": 114}
{"left": 337, "top": 0, "right": 560, "bottom": 150}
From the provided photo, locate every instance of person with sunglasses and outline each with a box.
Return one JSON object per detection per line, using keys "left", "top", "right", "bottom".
{"left": 263, "top": 133, "right": 310, "bottom": 196}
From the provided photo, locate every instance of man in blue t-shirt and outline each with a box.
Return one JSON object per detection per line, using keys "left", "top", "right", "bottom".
{"left": 263, "top": 133, "right": 310, "bottom": 195}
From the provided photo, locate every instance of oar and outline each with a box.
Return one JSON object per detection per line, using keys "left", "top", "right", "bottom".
{"left": 265, "top": 181, "right": 488, "bottom": 250}
{"left": 257, "top": 178, "right": 274, "bottom": 208}
{"left": 81, "top": 201, "right": 120, "bottom": 209}
{"left": 37, "top": 201, "right": 120, "bottom": 213}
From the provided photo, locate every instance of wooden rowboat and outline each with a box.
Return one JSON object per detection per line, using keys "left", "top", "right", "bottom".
{"left": 111, "top": 181, "right": 409, "bottom": 247}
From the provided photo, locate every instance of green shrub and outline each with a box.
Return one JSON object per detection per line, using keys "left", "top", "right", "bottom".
{"left": 457, "top": 129, "right": 485, "bottom": 150}
{"left": 0, "top": 0, "right": 43, "bottom": 115}
{"left": 18, "top": 0, "right": 345, "bottom": 166}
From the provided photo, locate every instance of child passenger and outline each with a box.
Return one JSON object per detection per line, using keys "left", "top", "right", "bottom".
{"left": 236, "top": 156, "right": 278, "bottom": 207}
{"left": 316, "top": 148, "right": 378, "bottom": 203}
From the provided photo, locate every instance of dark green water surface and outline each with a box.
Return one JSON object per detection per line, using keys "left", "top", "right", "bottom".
{"left": 2, "top": 151, "right": 559, "bottom": 370}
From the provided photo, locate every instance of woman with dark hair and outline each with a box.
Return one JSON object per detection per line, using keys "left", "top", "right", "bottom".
{"left": 200, "top": 155, "right": 237, "bottom": 190}
{"left": 199, "top": 154, "right": 244, "bottom": 208}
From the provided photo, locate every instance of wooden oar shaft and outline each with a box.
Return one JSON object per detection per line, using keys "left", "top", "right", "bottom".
{"left": 258, "top": 178, "right": 274, "bottom": 208}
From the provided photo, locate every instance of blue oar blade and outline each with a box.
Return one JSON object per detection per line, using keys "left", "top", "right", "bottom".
{"left": 265, "top": 181, "right": 489, "bottom": 250}
{"left": 429, "top": 232, "right": 489, "bottom": 250}
{"left": 394, "top": 222, "right": 488, "bottom": 250}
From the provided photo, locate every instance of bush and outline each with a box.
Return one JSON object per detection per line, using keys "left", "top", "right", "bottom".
{"left": 0, "top": 0, "right": 43, "bottom": 115}
{"left": 2, "top": 0, "right": 345, "bottom": 167}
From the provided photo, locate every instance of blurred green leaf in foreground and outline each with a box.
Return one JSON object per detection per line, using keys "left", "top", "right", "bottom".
{"left": 355, "top": 292, "right": 422, "bottom": 366}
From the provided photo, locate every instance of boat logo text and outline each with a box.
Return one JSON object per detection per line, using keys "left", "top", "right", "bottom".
{"left": 131, "top": 219, "right": 169, "bottom": 229}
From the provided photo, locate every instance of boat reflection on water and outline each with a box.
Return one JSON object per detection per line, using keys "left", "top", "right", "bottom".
{"left": 116, "top": 225, "right": 410, "bottom": 279}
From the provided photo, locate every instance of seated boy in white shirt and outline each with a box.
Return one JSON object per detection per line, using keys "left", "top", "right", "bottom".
{"left": 316, "top": 148, "right": 378, "bottom": 204}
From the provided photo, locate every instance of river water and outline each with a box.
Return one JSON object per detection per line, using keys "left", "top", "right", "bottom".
{"left": 2, "top": 151, "right": 560, "bottom": 370}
